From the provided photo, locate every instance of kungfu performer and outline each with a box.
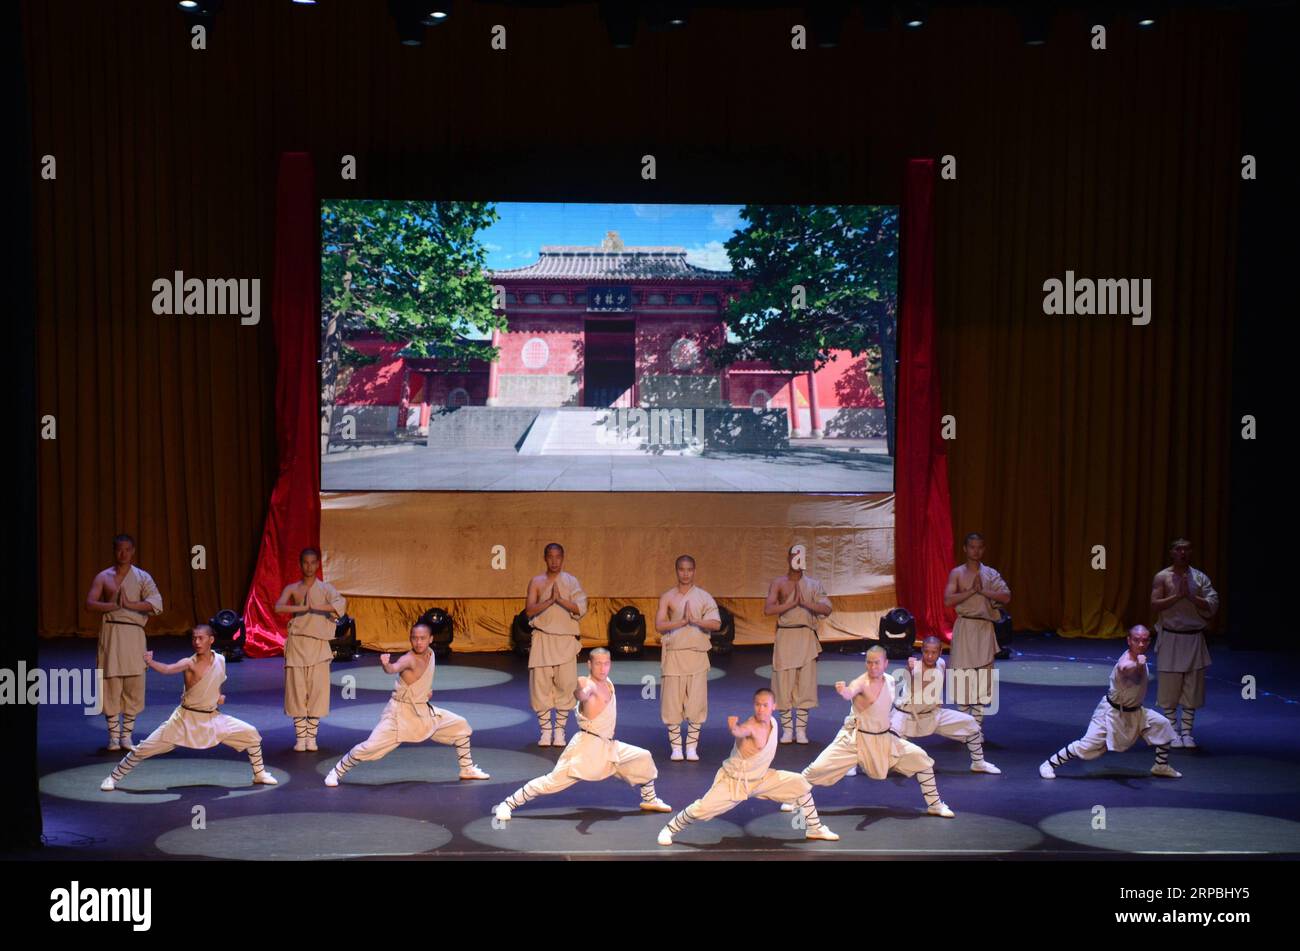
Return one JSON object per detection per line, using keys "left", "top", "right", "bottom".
{"left": 493, "top": 648, "right": 672, "bottom": 821}
{"left": 325, "top": 621, "right": 490, "bottom": 785}
{"left": 784, "top": 645, "right": 954, "bottom": 818}
{"left": 1038, "top": 624, "right": 1182, "bottom": 780}
{"left": 658, "top": 688, "right": 839, "bottom": 845}
{"left": 100, "top": 625, "right": 277, "bottom": 791}
{"left": 275, "top": 547, "right": 346, "bottom": 752}
{"left": 765, "top": 544, "right": 833, "bottom": 745}
{"left": 943, "top": 532, "right": 1010, "bottom": 729}
{"left": 85, "top": 533, "right": 164, "bottom": 752}
{"left": 524, "top": 542, "right": 588, "bottom": 747}
{"left": 891, "top": 636, "right": 1001, "bottom": 774}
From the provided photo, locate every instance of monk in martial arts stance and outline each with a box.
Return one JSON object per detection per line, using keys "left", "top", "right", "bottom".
{"left": 1150, "top": 538, "right": 1219, "bottom": 748}
{"left": 1039, "top": 625, "right": 1181, "bottom": 779}
{"left": 943, "top": 532, "right": 1010, "bottom": 731}
{"left": 658, "top": 688, "right": 839, "bottom": 845}
{"left": 656, "top": 555, "right": 721, "bottom": 761}
{"left": 892, "top": 636, "right": 1000, "bottom": 774}
{"left": 765, "top": 544, "right": 833, "bottom": 745}
{"left": 275, "top": 547, "right": 346, "bottom": 751}
{"left": 785, "top": 645, "right": 954, "bottom": 818}
{"left": 100, "top": 625, "right": 276, "bottom": 791}
{"left": 325, "top": 621, "right": 490, "bottom": 785}
{"left": 85, "top": 534, "right": 164, "bottom": 751}
{"left": 493, "top": 648, "right": 671, "bottom": 821}
{"left": 525, "top": 543, "right": 588, "bottom": 747}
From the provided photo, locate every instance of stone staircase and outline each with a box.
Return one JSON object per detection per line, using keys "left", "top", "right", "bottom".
{"left": 518, "top": 408, "right": 702, "bottom": 456}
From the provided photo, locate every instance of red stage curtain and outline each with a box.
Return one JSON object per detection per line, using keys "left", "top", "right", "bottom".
{"left": 895, "top": 158, "right": 956, "bottom": 640}
{"left": 241, "top": 153, "right": 320, "bottom": 657}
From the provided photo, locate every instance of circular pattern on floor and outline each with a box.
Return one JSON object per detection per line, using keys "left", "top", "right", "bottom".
{"left": 1039, "top": 807, "right": 1300, "bottom": 854}
{"left": 156, "top": 812, "right": 452, "bottom": 860}
{"left": 1036, "top": 754, "right": 1300, "bottom": 795}
{"left": 40, "top": 759, "right": 289, "bottom": 804}
{"left": 330, "top": 665, "right": 513, "bottom": 692}
{"left": 755, "top": 660, "right": 884, "bottom": 685}
{"left": 461, "top": 805, "right": 743, "bottom": 853}
{"left": 992, "top": 660, "right": 1112, "bottom": 687}
{"left": 313, "top": 746, "right": 554, "bottom": 787}
{"left": 1012, "top": 697, "right": 1225, "bottom": 730}
{"left": 587, "top": 661, "right": 726, "bottom": 686}
{"left": 327, "top": 701, "right": 531, "bottom": 733}
{"left": 78, "top": 704, "right": 287, "bottom": 738}
{"left": 744, "top": 808, "right": 1044, "bottom": 853}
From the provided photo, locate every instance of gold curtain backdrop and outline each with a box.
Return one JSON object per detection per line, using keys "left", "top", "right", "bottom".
{"left": 28, "top": 3, "right": 1243, "bottom": 642}
{"left": 322, "top": 491, "right": 896, "bottom": 651}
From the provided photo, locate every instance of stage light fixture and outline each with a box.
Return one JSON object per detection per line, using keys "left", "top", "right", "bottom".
{"left": 809, "top": 2, "right": 849, "bottom": 47}
{"left": 607, "top": 605, "right": 646, "bottom": 656}
{"left": 1018, "top": 6, "right": 1050, "bottom": 45}
{"left": 330, "top": 614, "right": 361, "bottom": 662}
{"left": 209, "top": 609, "right": 246, "bottom": 662}
{"left": 418, "top": 607, "right": 455, "bottom": 657}
{"left": 176, "top": 0, "right": 222, "bottom": 14}
{"left": 510, "top": 609, "right": 534, "bottom": 659}
{"left": 389, "top": 0, "right": 427, "bottom": 46}
{"left": 709, "top": 605, "right": 736, "bottom": 655}
{"left": 877, "top": 606, "right": 917, "bottom": 660}
{"left": 422, "top": 1, "right": 452, "bottom": 26}
{"left": 292, "top": 1, "right": 318, "bottom": 6}
{"left": 646, "top": 1, "right": 689, "bottom": 31}
{"left": 600, "top": 1, "right": 639, "bottom": 48}
{"left": 901, "top": 1, "right": 926, "bottom": 29}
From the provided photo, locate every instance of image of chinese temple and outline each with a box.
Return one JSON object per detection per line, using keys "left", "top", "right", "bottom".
{"left": 333, "top": 231, "right": 886, "bottom": 450}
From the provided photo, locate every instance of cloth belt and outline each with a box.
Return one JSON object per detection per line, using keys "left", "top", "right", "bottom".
{"left": 106, "top": 619, "right": 146, "bottom": 629}
{"left": 1161, "top": 626, "right": 1206, "bottom": 634}
{"left": 1105, "top": 695, "right": 1142, "bottom": 713}
{"left": 182, "top": 704, "right": 218, "bottom": 714}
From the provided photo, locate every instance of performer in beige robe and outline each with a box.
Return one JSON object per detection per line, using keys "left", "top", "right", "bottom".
{"left": 85, "top": 534, "right": 164, "bottom": 751}
{"left": 525, "top": 543, "right": 588, "bottom": 747}
{"left": 494, "top": 648, "right": 671, "bottom": 820}
{"left": 786, "top": 646, "right": 954, "bottom": 818}
{"left": 891, "top": 636, "right": 1000, "bottom": 773}
{"left": 656, "top": 555, "right": 721, "bottom": 761}
{"left": 100, "top": 625, "right": 276, "bottom": 790}
{"left": 943, "top": 532, "right": 1010, "bottom": 730}
{"left": 275, "top": 547, "right": 346, "bottom": 751}
{"left": 764, "top": 544, "right": 832, "bottom": 745}
{"left": 325, "top": 621, "right": 490, "bottom": 785}
{"left": 1150, "top": 538, "right": 1218, "bottom": 748}
{"left": 1039, "top": 625, "right": 1181, "bottom": 779}
{"left": 658, "top": 688, "right": 839, "bottom": 845}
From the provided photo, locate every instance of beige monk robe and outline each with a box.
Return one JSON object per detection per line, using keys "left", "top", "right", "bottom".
{"left": 552, "top": 681, "right": 653, "bottom": 782}
{"left": 772, "top": 575, "right": 827, "bottom": 671}
{"left": 1153, "top": 566, "right": 1217, "bottom": 673}
{"left": 659, "top": 585, "right": 720, "bottom": 677}
{"left": 284, "top": 580, "right": 346, "bottom": 667}
{"left": 528, "top": 571, "right": 588, "bottom": 668}
{"left": 809, "top": 673, "right": 931, "bottom": 781}
{"left": 378, "top": 651, "right": 444, "bottom": 743}
{"left": 141, "top": 653, "right": 261, "bottom": 751}
{"left": 98, "top": 566, "right": 163, "bottom": 678}
{"left": 949, "top": 565, "right": 1008, "bottom": 670}
{"left": 1078, "top": 652, "right": 1177, "bottom": 754}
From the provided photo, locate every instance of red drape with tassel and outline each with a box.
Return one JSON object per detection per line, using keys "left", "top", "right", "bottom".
{"left": 895, "top": 158, "right": 956, "bottom": 640}
{"left": 242, "top": 153, "right": 320, "bottom": 657}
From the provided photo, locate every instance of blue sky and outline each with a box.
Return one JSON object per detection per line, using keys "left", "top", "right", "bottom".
{"left": 480, "top": 203, "right": 744, "bottom": 272}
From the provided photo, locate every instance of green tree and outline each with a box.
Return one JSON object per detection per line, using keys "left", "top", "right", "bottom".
{"left": 320, "top": 200, "right": 505, "bottom": 452}
{"left": 709, "top": 205, "right": 898, "bottom": 453}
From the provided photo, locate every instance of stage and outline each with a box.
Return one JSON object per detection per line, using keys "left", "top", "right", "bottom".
{"left": 26, "top": 635, "right": 1300, "bottom": 861}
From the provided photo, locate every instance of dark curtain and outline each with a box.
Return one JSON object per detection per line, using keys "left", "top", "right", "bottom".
{"left": 27, "top": 2, "right": 1248, "bottom": 639}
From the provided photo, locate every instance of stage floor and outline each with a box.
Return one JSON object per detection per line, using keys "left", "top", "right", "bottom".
{"left": 25, "top": 635, "right": 1300, "bottom": 861}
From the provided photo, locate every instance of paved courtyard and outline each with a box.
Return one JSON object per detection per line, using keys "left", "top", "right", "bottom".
{"left": 322, "top": 443, "right": 893, "bottom": 492}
